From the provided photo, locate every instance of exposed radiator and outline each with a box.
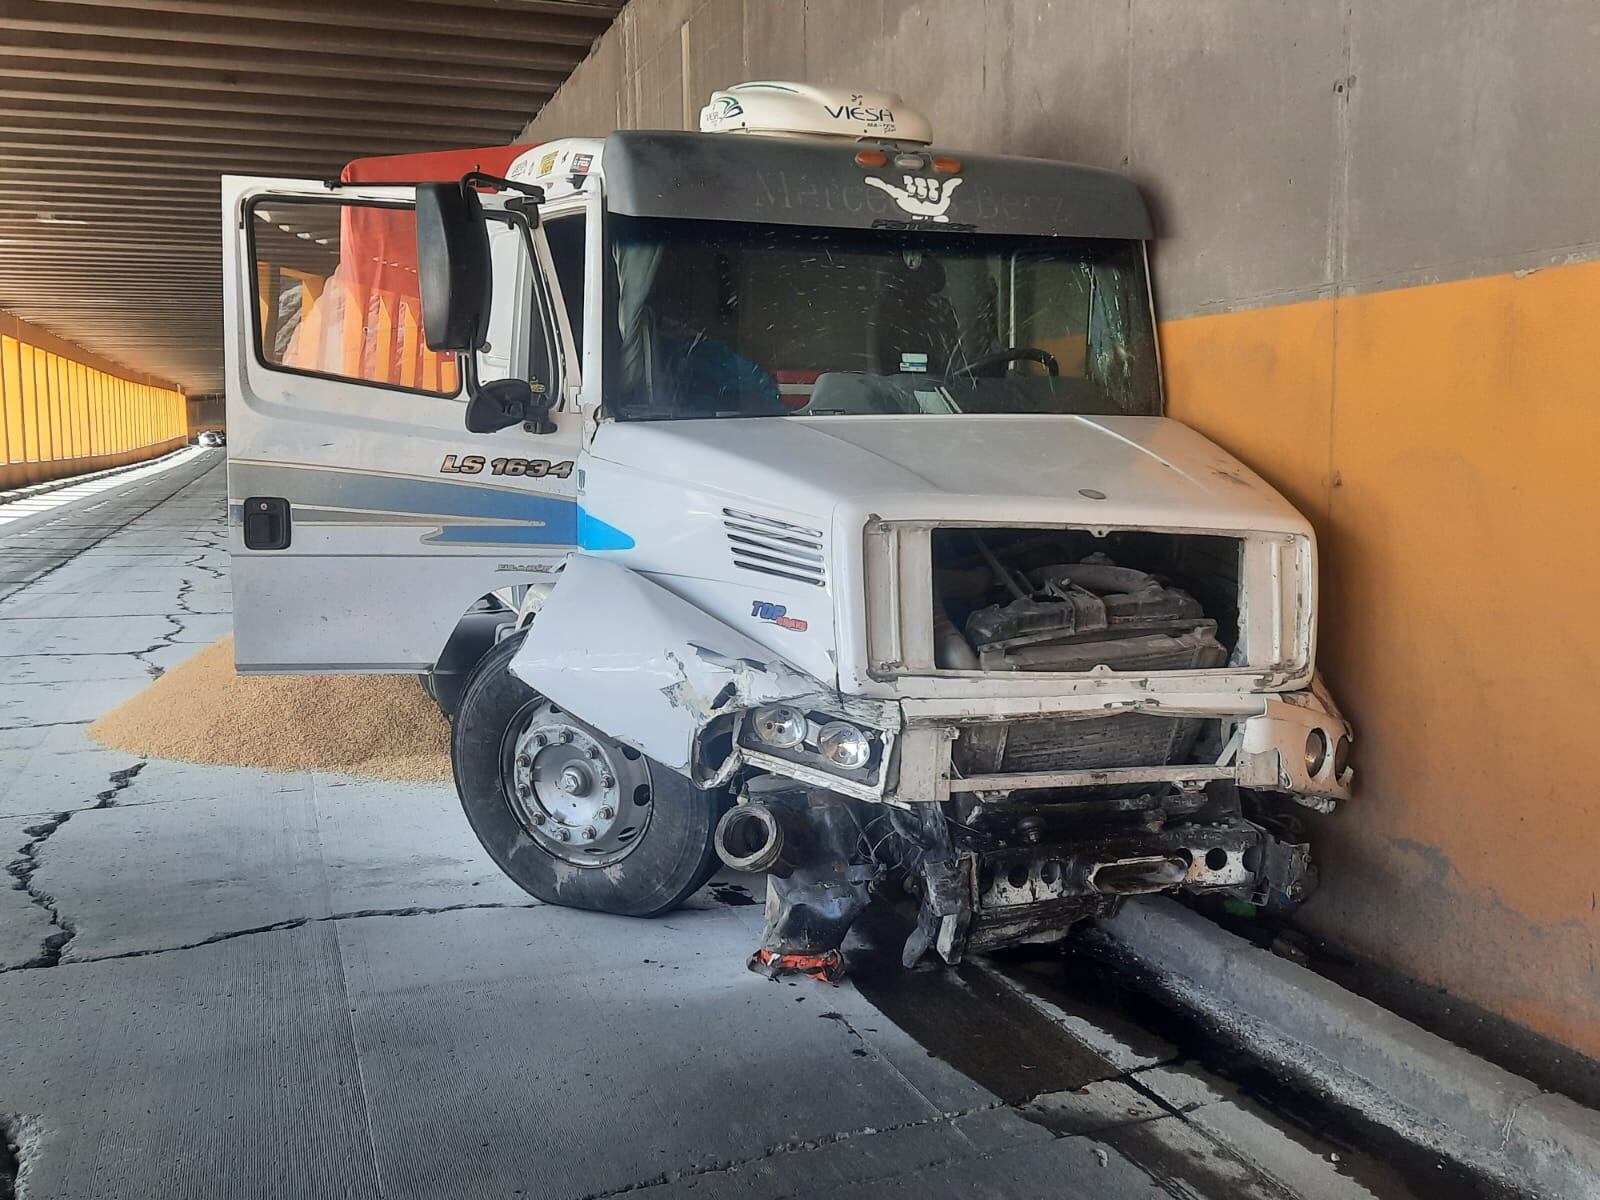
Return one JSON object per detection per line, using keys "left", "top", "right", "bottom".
{"left": 953, "top": 712, "right": 1211, "bottom": 775}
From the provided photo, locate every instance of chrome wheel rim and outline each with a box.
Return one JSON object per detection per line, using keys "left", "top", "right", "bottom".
{"left": 501, "top": 698, "right": 652, "bottom": 867}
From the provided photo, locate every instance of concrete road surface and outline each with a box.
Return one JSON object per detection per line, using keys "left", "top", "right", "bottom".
{"left": 0, "top": 453, "right": 1480, "bottom": 1199}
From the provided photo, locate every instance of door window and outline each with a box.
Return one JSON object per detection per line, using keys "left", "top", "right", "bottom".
{"left": 250, "top": 199, "right": 460, "bottom": 395}
{"left": 543, "top": 213, "right": 586, "bottom": 351}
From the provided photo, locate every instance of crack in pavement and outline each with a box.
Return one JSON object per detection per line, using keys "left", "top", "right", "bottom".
{"left": 1496, "top": 1091, "right": 1532, "bottom": 1154}
{"left": 3, "top": 763, "right": 144, "bottom": 968}
{"left": 570, "top": 1100, "right": 1011, "bottom": 1200}
{"left": 130, "top": 599, "right": 191, "bottom": 678}
{"left": 123, "top": 549, "right": 226, "bottom": 677}
{"left": 0, "top": 900, "right": 542, "bottom": 972}
{"left": 179, "top": 552, "right": 226, "bottom": 582}
{"left": 567, "top": 1000, "right": 1210, "bottom": 1200}
{"left": 5, "top": 811, "right": 77, "bottom": 969}
{"left": 94, "top": 763, "right": 146, "bottom": 806}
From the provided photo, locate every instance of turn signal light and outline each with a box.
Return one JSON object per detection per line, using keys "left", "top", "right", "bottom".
{"left": 931, "top": 156, "right": 963, "bottom": 174}
{"left": 854, "top": 149, "right": 888, "bottom": 168}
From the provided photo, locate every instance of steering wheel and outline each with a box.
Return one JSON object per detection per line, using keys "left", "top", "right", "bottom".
{"left": 949, "top": 346, "right": 1060, "bottom": 379}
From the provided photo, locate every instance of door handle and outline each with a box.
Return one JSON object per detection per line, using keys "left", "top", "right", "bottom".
{"left": 243, "top": 496, "right": 291, "bottom": 550}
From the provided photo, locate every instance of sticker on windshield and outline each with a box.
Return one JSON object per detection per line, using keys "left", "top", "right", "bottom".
{"left": 864, "top": 174, "right": 964, "bottom": 222}
{"left": 900, "top": 352, "right": 929, "bottom": 373}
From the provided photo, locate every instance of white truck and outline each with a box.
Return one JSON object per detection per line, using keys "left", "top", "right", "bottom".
{"left": 224, "top": 83, "right": 1351, "bottom": 979}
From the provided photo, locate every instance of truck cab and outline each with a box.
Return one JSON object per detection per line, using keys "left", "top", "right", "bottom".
{"left": 223, "top": 83, "right": 1351, "bottom": 977}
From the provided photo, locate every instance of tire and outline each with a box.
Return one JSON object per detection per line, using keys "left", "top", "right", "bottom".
{"left": 451, "top": 631, "right": 725, "bottom": 917}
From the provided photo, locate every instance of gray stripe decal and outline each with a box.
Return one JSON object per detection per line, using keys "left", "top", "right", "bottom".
{"left": 230, "top": 461, "right": 577, "bottom": 539}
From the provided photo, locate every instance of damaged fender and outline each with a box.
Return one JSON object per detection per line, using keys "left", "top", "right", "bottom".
{"left": 1235, "top": 675, "right": 1353, "bottom": 811}
{"left": 508, "top": 556, "right": 896, "bottom": 788}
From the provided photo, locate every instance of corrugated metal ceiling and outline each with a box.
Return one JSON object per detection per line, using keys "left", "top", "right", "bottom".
{"left": 0, "top": 0, "right": 622, "bottom": 393}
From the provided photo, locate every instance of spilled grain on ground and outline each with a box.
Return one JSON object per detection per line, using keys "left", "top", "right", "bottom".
{"left": 88, "top": 637, "right": 451, "bottom": 781}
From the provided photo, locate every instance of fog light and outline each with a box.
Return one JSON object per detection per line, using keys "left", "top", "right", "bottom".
{"left": 1334, "top": 735, "right": 1352, "bottom": 779}
{"left": 750, "top": 705, "right": 806, "bottom": 749}
{"left": 818, "top": 722, "right": 871, "bottom": 770}
{"left": 1304, "top": 728, "right": 1328, "bottom": 776}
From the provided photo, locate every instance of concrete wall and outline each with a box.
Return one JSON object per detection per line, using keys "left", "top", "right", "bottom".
{"left": 521, "top": 1, "right": 1600, "bottom": 1059}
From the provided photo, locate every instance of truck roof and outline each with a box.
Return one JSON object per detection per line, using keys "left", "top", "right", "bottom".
{"left": 343, "top": 130, "right": 1151, "bottom": 241}
{"left": 601, "top": 130, "right": 1152, "bottom": 240}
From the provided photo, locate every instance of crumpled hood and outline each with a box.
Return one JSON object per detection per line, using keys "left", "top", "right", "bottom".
{"left": 589, "top": 414, "right": 1311, "bottom": 534}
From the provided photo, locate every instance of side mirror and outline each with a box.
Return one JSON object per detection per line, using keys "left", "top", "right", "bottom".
{"left": 417, "top": 174, "right": 556, "bottom": 436}
{"left": 416, "top": 181, "right": 491, "bottom": 352}
{"left": 464, "top": 379, "right": 557, "bottom": 435}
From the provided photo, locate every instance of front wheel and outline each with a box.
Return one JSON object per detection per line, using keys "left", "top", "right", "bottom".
{"left": 452, "top": 632, "right": 725, "bottom": 917}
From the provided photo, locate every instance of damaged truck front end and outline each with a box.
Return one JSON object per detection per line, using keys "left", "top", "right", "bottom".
{"left": 510, "top": 501, "right": 1350, "bottom": 976}
{"left": 401, "top": 85, "right": 1354, "bottom": 978}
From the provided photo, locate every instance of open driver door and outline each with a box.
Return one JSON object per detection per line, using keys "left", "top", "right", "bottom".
{"left": 221, "top": 166, "right": 583, "bottom": 672}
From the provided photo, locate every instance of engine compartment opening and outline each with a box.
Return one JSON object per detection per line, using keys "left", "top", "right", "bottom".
{"left": 929, "top": 527, "right": 1242, "bottom": 673}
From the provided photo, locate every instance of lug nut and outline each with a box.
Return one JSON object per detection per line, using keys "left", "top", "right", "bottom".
{"left": 532, "top": 733, "right": 548, "bottom": 748}
{"left": 597, "top": 806, "right": 615, "bottom": 820}
{"left": 601, "top": 773, "right": 615, "bottom": 789}
{"left": 586, "top": 746, "right": 601, "bottom": 759}
{"left": 581, "top": 826, "right": 597, "bottom": 841}
{"left": 553, "top": 828, "right": 571, "bottom": 842}
{"left": 516, "top": 784, "right": 531, "bottom": 799}
{"left": 559, "top": 730, "right": 574, "bottom": 744}
{"left": 516, "top": 753, "right": 532, "bottom": 769}
{"left": 529, "top": 811, "right": 545, "bottom": 825}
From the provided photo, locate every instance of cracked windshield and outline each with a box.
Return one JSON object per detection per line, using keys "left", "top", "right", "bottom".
{"left": 609, "top": 217, "right": 1161, "bottom": 420}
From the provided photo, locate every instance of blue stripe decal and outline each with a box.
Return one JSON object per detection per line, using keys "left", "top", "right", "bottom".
{"left": 577, "top": 508, "right": 636, "bottom": 551}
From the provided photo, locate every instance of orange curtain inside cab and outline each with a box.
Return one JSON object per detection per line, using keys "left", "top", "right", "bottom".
{"left": 292, "top": 143, "right": 542, "bottom": 391}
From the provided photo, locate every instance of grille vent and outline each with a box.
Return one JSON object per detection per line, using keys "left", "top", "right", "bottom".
{"left": 723, "top": 507, "right": 826, "bottom": 587}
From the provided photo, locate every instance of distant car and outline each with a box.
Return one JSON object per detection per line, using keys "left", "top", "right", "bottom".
{"left": 197, "top": 430, "right": 225, "bottom": 447}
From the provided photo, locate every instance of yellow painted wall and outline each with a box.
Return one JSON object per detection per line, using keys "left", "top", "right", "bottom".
{"left": 1163, "top": 259, "right": 1600, "bottom": 1057}
{"left": 0, "top": 312, "right": 186, "bottom": 490}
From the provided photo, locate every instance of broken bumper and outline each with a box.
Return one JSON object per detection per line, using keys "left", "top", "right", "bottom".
{"left": 890, "top": 681, "right": 1352, "bottom": 812}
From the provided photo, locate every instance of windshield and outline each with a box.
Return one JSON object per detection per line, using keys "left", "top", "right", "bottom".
{"left": 605, "top": 215, "right": 1160, "bottom": 421}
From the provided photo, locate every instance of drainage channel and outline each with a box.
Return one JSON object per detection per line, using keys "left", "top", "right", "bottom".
{"left": 846, "top": 908, "right": 1519, "bottom": 1199}
{"left": 995, "top": 940, "right": 1520, "bottom": 1199}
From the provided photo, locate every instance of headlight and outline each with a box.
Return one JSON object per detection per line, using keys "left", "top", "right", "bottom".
{"left": 1304, "top": 728, "right": 1328, "bottom": 776}
{"left": 750, "top": 704, "right": 807, "bottom": 749}
{"left": 818, "top": 721, "right": 871, "bottom": 770}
